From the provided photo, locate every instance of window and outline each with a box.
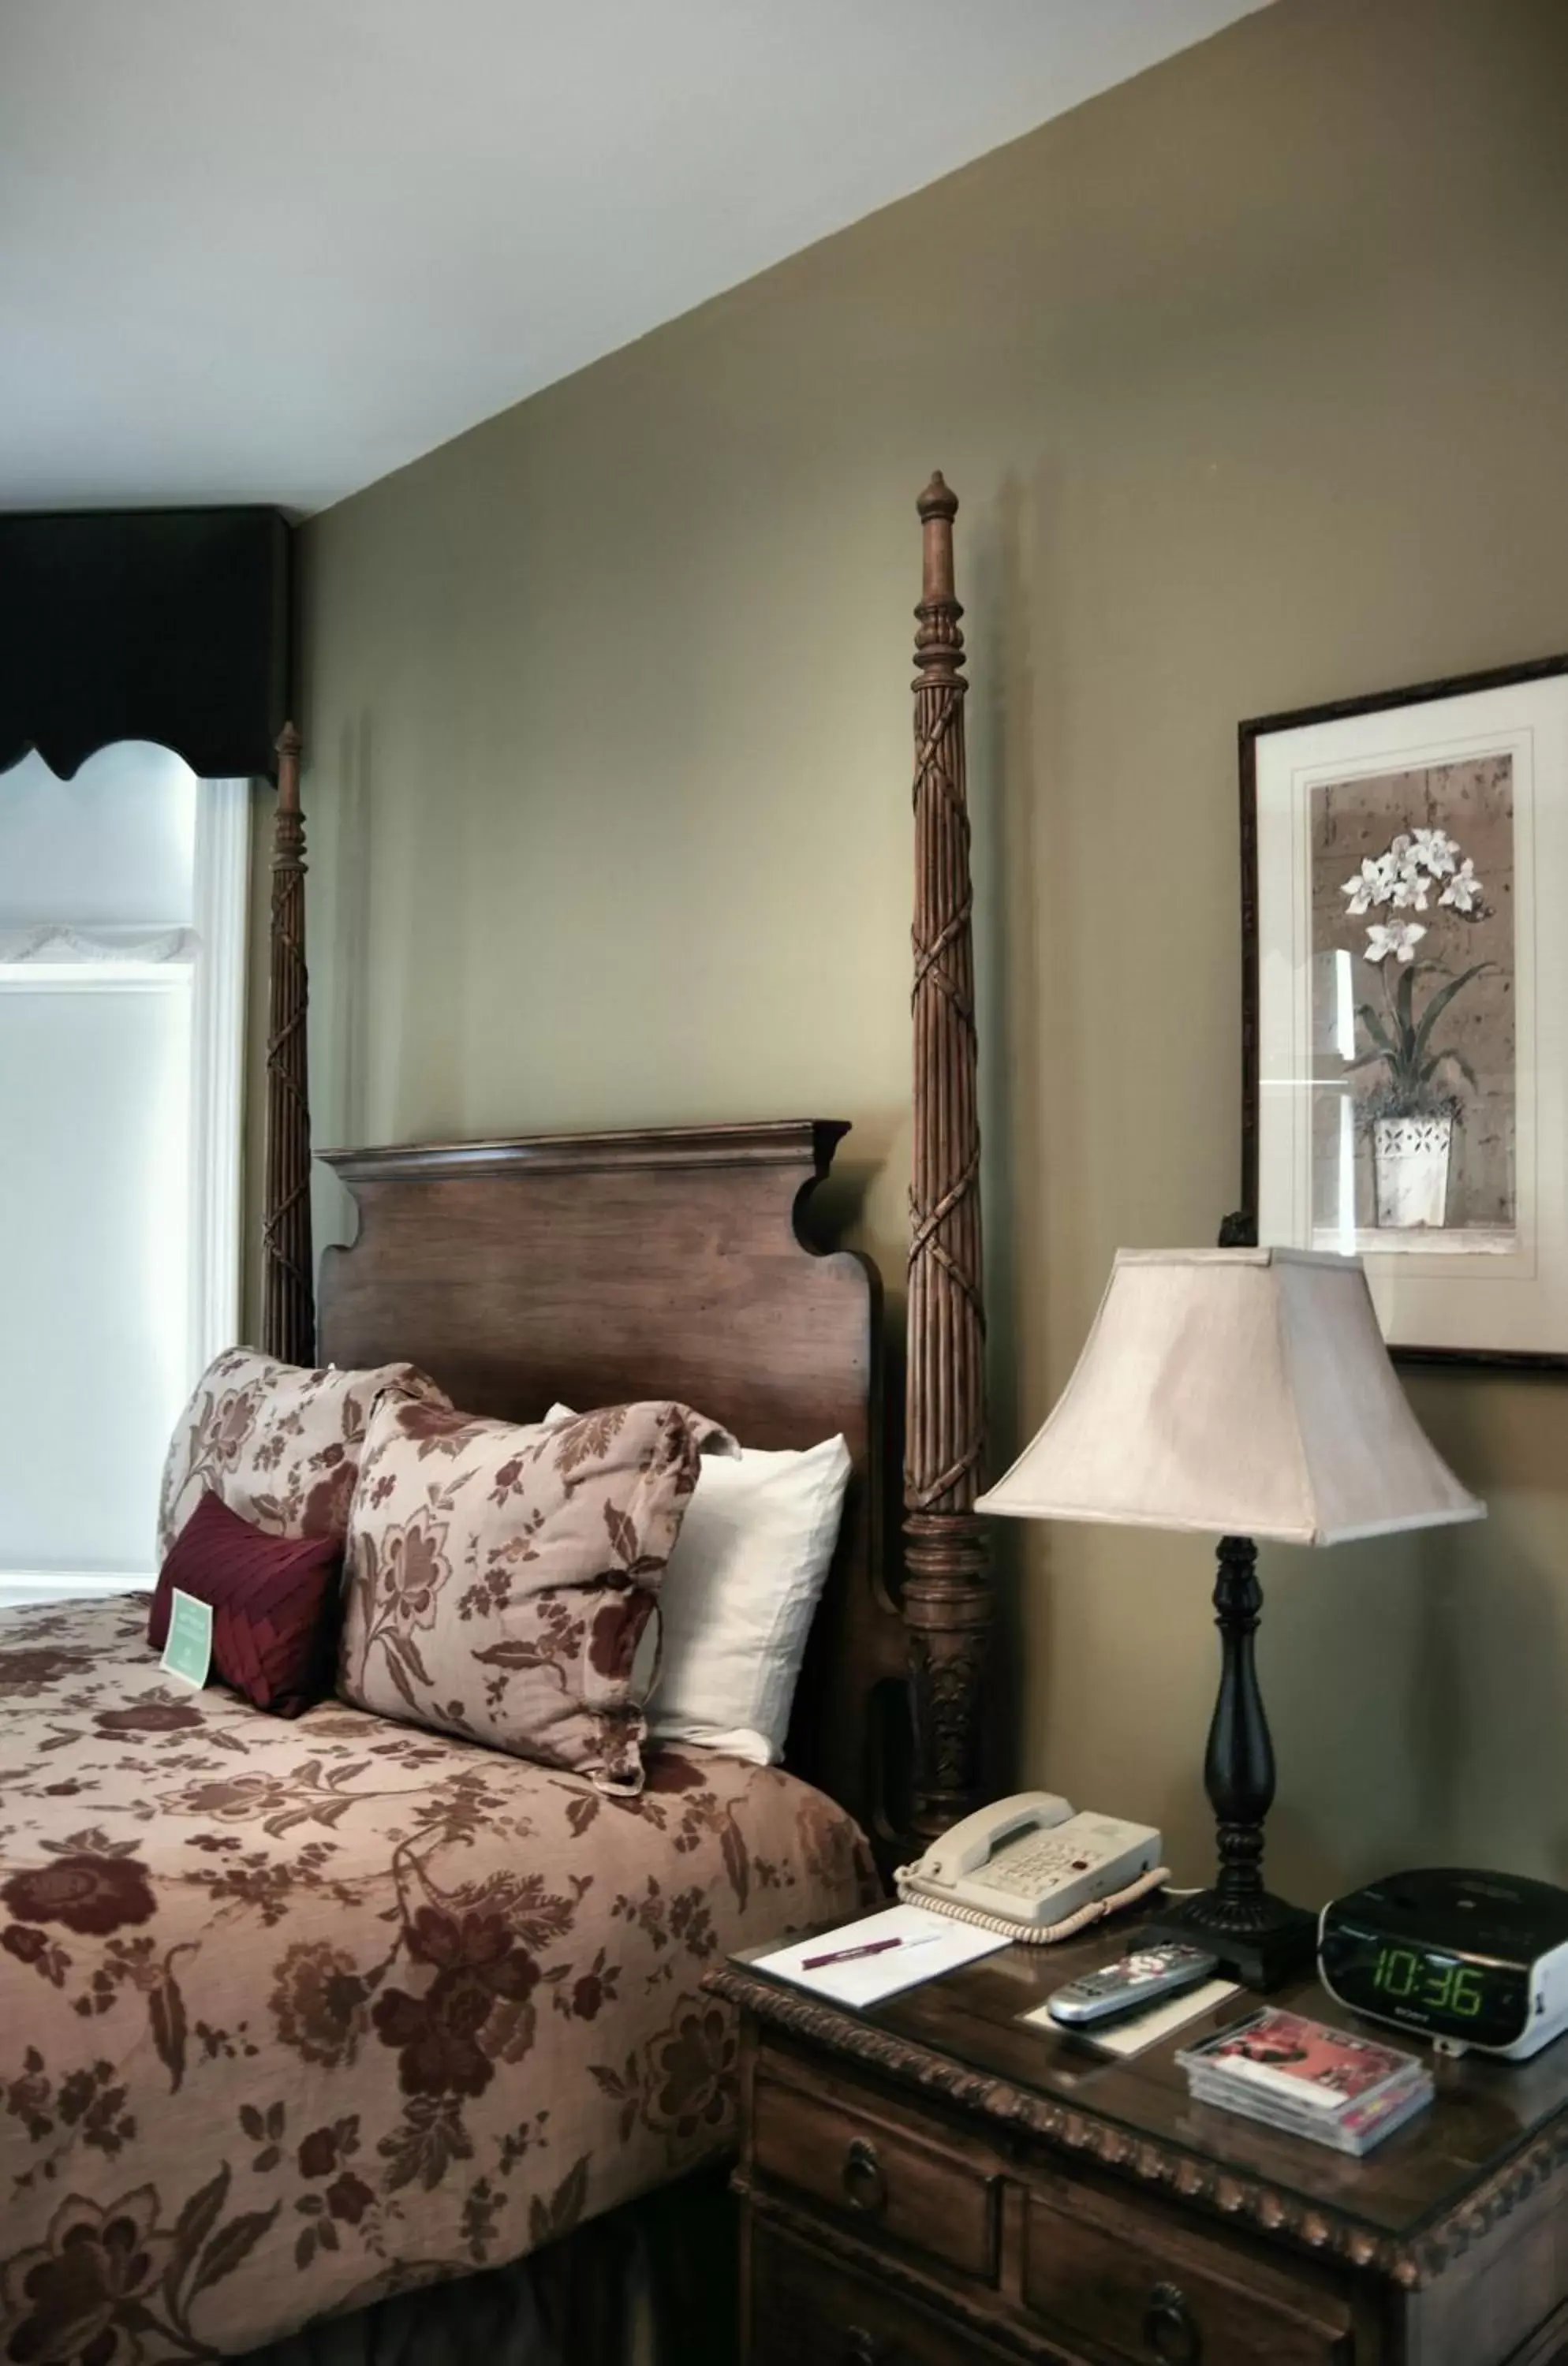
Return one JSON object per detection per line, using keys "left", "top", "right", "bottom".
{"left": 0, "top": 745, "right": 248, "bottom": 1602}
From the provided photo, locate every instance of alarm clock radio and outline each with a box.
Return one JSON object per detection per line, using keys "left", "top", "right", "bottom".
{"left": 1319, "top": 1869, "right": 1568, "bottom": 2060}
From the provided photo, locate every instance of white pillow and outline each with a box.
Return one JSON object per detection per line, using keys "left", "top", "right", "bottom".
{"left": 547, "top": 1404, "right": 850, "bottom": 1764}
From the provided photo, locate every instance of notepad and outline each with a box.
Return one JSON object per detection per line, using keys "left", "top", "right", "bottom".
{"left": 752, "top": 1904, "right": 1012, "bottom": 2009}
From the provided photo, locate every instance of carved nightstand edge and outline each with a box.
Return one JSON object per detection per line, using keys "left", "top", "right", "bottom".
{"left": 707, "top": 1965, "right": 1568, "bottom": 2291}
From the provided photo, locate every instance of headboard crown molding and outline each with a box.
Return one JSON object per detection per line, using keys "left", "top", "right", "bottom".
{"left": 322, "top": 1118, "right": 848, "bottom": 1185}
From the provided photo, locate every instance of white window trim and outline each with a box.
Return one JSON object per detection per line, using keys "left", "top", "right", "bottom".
{"left": 189, "top": 778, "right": 251, "bottom": 1376}
{"left": 0, "top": 1573, "right": 155, "bottom": 1607}
{"left": 0, "top": 970, "right": 187, "bottom": 992}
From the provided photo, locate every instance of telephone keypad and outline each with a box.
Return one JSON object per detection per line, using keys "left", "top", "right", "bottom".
{"left": 969, "top": 1832, "right": 1099, "bottom": 1895}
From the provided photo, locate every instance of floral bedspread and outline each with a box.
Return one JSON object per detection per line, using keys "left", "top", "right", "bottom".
{"left": 0, "top": 1597, "right": 876, "bottom": 2363}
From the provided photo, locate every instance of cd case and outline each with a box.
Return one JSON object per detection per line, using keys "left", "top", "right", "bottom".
{"left": 1177, "top": 2008, "right": 1433, "bottom": 2156}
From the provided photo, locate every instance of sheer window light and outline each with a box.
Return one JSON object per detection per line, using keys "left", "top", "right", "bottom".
{"left": 0, "top": 745, "right": 248, "bottom": 1600}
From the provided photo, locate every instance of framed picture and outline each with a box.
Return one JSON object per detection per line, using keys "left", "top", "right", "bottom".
{"left": 1241, "top": 652, "right": 1568, "bottom": 1366}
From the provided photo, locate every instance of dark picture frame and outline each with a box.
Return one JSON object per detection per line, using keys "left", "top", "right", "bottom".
{"left": 1241, "top": 650, "right": 1568, "bottom": 1370}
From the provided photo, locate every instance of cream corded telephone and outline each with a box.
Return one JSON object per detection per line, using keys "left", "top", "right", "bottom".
{"left": 895, "top": 1792, "right": 1167, "bottom": 1943}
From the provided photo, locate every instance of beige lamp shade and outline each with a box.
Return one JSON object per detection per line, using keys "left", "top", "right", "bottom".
{"left": 976, "top": 1248, "right": 1484, "bottom": 1546}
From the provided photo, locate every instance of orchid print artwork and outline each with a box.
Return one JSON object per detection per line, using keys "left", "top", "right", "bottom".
{"left": 1246, "top": 662, "right": 1568, "bottom": 1363}
{"left": 1322, "top": 782, "right": 1514, "bottom": 1237}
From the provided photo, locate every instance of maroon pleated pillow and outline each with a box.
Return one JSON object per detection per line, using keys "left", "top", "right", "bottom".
{"left": 147, "top": 1491, "right": 342, "bottom": 1718}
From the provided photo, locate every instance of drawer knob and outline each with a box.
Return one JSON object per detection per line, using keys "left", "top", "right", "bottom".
{"left": 840, "top": 2136, "right": 889, "bottom": 2216}
{"left": 1144, "top": 2279, "right": 1201, "bottom": 2365}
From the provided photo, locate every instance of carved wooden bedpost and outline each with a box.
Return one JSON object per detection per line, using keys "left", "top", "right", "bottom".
{"left": 261, "top": 722, "right": 315, "bottom": 1364}
{"left": 905, "top": 473, "right": 990, "bottom": 1841}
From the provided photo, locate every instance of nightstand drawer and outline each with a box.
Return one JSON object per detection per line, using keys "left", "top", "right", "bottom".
{"left": 752, "top": 2071, "right": 999, "bottom": 2282}
{"left": 751, "top": 2224, "right": 1017, "bottom": 2366}
{"left": 1025, "top": 2185, "right": 1353, "bottom": 2366}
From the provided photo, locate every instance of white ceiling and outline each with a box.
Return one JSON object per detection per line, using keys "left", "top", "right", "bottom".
{"left": 0, "top": 0, "right": 1270, "bottom": 517}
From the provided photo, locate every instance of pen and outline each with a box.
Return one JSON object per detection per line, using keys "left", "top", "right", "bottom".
{"left": 801, "top": 1934, "right": 945, "bottom": 1971}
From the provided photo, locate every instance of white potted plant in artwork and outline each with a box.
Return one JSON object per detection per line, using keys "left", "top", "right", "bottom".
{"left": 1341, "top": 828, "right": 1491, "bottom": 1230}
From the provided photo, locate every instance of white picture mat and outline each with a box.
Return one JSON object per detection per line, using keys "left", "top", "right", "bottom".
{"left": 1253, "top": 673, "right": 1568, "bottom": 1355}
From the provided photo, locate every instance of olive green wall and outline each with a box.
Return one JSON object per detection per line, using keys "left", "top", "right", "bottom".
{"left": 294, "top": 0, "right": 1568, "bottom": 1904}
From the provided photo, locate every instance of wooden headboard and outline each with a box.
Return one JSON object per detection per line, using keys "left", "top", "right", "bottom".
{"left": 317, "top": 1118, "right": 907, "bottom": 1843}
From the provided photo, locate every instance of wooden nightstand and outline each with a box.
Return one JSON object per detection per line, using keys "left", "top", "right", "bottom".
{"left": 707, "top": 1912, "right": 1568, "bottom": 2366}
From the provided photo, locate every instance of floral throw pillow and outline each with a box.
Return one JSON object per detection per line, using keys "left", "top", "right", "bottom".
{"left": 158, "top": 1349, "right": 451, "bottom": 1560}
{"left": 338, "top": 1396, "right": 737, "bottom": 1791}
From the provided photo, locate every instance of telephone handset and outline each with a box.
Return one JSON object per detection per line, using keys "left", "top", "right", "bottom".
{"left": 897, "top": 1791, "right": 1164, "bottom": 1939}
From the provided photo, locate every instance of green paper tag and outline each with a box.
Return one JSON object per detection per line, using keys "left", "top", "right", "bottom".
{"left": 161, "top": 1588, "right": 213, "bottom": 1689}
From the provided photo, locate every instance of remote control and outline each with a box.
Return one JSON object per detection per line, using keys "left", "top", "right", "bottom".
{"left": 1046, "top": 1943, "right": 1219, "bottom": 2028}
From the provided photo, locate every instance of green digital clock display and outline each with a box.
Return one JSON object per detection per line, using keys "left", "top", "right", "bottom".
{"left": 1369, "top": 1946, "right": 1486, "bottom": 2016}
{"left": 1320, "top": 1924, "right": 1529, "bottom": 2050}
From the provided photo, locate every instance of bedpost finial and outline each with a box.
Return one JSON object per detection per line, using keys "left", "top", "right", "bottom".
{"left": 274, "top": 721, "right": 302, "bottom": 811}
{"left": 913, "top": 475, "right": 963, "bottom": 677}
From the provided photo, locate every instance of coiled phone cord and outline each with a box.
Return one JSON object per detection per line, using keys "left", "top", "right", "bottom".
{"left": 892, "top": 1862, "right": 1171, "bottom": 1946}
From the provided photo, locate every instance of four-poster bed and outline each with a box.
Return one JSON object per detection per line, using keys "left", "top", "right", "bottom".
{"left": 0, "top": 479, "right": 997, "bottom": 2364}
{"left": 255, "top": 472, "right": 995, "bottom": 1849}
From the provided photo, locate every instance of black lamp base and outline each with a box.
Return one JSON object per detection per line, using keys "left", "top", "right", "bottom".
{"left": 1141, "top": 1885, "right": 1317, "bottom": 1993}
{"left": 1163, "top": 1532, "right": 1319, "bottom": 1994}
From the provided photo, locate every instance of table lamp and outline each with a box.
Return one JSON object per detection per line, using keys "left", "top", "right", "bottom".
{"left": 975, "top": 1248, "right": 1484, "bottom": 1988}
